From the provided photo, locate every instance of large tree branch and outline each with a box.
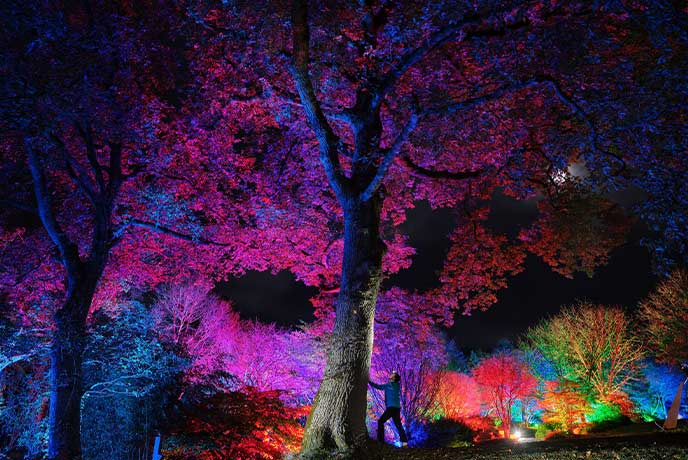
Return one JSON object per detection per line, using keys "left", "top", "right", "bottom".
{"left": 422, "top": 78, "right": 543, "bottom": 117}
{"left": 376, "top": 9, "right": 532, "bottom": 102}
{"left": 361, "top": 112, "right": 418, "bottom": 201}
{"left": 112, "top": 218, "right": 232, "bottom": 247}
{"left": 399, "top": 155, "right": 483, "bottom": 181}
{"left": 364, "top": 80, "right": 542, "bottom": 192}
{"left": 290, "top": 0, "right": 348, "bottom": 199}
{"left": 76, "top": 120, "right": 106, "bottom": 193}
{"left": 50, "top": 133, "right": 98, "bottom": 205}
{"left": 536, "top": 75, "right": 626, "bottom": 174}
{"left": 26, "top": 144, "right": 80, "bottom": 273}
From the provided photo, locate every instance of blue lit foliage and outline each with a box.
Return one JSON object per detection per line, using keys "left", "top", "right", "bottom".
{"left": 573, "top": 2, "right": 688, "bottom": 275}
{"left": 627, "top": 361, "right": 687, "bottom": 421}
{"left": 0, "top": 325, "right": 49, "bottom": 458}
{"left": 81, "top": 301, "right": 186, "bottom": 460}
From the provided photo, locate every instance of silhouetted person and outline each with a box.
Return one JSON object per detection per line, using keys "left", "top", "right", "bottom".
{"left": 369, "top": 372, "right": 408, "bottom": 447}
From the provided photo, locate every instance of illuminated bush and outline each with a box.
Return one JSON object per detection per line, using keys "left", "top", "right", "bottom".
{"left": 473, "top": 352, "right": 538, "bottom": 439}
{"left": 433, "top": 371, "right": 481, "bottom": 421}
{"left": 161, "top": 386, "right": 306, "bottom": 460}
{"left": 586, "top": 401, "right": 632, "bottom": 432}
{"left": 540, "top": 380, "right": 591, "bottom": 434}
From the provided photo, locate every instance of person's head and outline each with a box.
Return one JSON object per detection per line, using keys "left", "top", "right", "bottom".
{"left": 389, "top": 372, "right": 400, "bottom": 383}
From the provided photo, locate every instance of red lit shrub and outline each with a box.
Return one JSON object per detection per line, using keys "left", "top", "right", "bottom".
{"left": 161, "top": 386, "right": 306, "bottom": 460}
{"left": 434, "top": 371, "right": 481, "bottom": 421}
{"left": 473, "top": 353, "right": 537, "bottom": 439}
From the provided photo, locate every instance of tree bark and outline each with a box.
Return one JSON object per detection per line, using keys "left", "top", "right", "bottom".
{"left": 47, "top": 273, "right": 98, "bottom": 460}
{"left": 301, "top": 194, "right": 385, "bottom": 453}
{"left": 663, "top": 377, "right": 687, "bottom": 430}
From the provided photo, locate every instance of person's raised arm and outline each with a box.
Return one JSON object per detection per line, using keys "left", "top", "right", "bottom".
{"left": 369, "top": 380, "right": 384, "bottom": 390}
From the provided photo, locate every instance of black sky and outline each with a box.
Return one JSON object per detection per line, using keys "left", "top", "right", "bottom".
{"left": 220, "top": 195, "right": 658, "bottom": 351}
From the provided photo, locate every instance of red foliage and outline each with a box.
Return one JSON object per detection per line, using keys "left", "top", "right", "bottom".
{"left": 162, "top": 387, "right": 306, "bottom": 460}
{"left": 473, "top": 353, "right": 538, "bottom": 439}
{"left": 461, "top": 416, "right": 501, "bottom": 443}
{"left": 434, "top": 371, "right": 482, "bottom": 421}
{"left": 519, "top": 185, "right": 630, "bottom": 279}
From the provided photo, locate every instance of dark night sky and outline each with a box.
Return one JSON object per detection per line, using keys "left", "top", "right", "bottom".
{"left": 220, "top": 194, "right": 658, "bottom": 351}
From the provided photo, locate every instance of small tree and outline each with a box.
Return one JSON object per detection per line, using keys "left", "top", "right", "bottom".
{"left": 473, "top": 352, "right": 537, "bottom": 439}
{"left": 540, "top": 380, "right": 591, "bottom": 434}
{"left": 370, "top": 290, "right": 448, "bottom": 441}
{"left": 433, "top": 371, "right": 481, "bottom": 421}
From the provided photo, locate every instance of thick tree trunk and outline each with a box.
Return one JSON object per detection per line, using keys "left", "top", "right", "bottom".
{"left": 301, "top": 195, "right": 385, "bottom": 454}
{"left": 48, "top": 277, "right": 97, "bottom": 460}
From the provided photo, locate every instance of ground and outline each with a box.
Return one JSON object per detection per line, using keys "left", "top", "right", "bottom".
{"left": 308, "top": 424, "right": 688, "bottom": 460}
{"left": 389, "top": 431, "right": 688, "bottom": 460}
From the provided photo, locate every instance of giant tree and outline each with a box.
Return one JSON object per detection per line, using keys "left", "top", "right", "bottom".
{"left": 0, "top": 2, "right": 242, "bottom": 457}
{"left": 275, "top": 0, "right": 685, "bottom": 452}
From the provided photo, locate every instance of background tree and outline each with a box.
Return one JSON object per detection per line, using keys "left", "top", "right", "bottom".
{"left": 639, "top": 268, "right": 688, "bottom": 429}
{"left": 472, "top": 352, "right": 537, "bottom": 439}
{"left": 433, "top": 371, "right": 482, "bottom": 421}
{"left": 527, "top": 302, "right": 644, "bottom": 403}
{"left": 639, "top": 269, "right": 688, "bottom": 368}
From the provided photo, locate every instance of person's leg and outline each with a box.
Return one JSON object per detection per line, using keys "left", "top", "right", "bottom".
{"left": 377, "top": 408, "right": 393, "bottom": 442}
{"left": 391, "top": 408, "right": 408, "bottom": 443}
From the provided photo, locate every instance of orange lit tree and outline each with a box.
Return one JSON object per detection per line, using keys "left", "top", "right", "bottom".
{"left": 540, "top": 380, "right": 591, "bottom": 434}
